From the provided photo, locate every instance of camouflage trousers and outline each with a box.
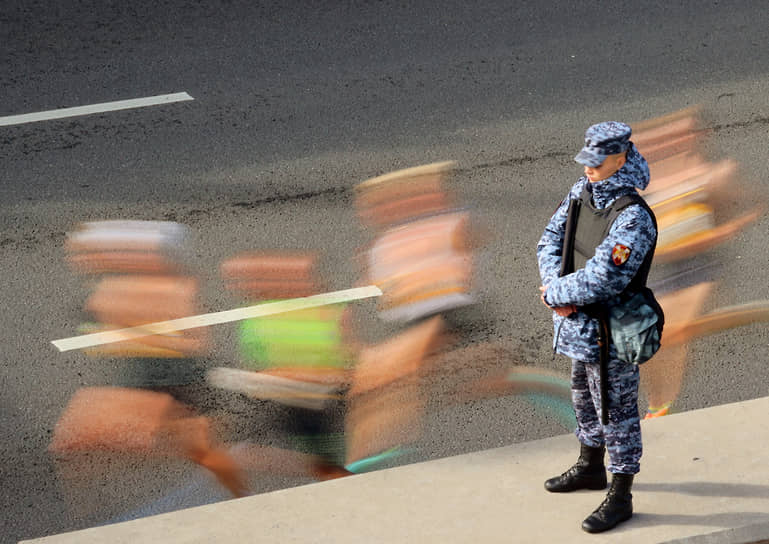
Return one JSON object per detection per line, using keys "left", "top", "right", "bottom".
{"left": 571, "top": 357, "right": 642, "bottom": 474}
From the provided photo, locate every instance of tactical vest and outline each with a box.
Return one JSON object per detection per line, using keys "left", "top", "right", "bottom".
{"left": 560, "top": 183, "right": 657, "bottom": 294}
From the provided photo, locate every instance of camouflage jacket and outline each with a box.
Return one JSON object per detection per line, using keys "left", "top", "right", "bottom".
{"left": 537, "top": 144, "right": 655, "bottom": 362}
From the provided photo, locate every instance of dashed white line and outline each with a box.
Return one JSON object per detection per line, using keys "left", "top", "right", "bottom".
{"left": 0, "top": 92, "right": 194, "bottom": 127}
{"left": 50, "top": 285, "right": 382, "bottom": 352}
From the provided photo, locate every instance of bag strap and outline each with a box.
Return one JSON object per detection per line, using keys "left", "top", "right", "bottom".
{"left": 607, "top": 193, "right": 657, "bottom": 233}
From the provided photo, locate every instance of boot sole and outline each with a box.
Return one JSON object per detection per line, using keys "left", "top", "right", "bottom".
{"left": 582, "top": 510, "right": 632, "bottom": 533}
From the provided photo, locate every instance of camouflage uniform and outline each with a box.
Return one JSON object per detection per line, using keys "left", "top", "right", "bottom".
{"left": 537, "top": 122, "right": 655, "bottom": 475}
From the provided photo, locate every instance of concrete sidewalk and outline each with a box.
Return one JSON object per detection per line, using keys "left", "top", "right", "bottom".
{"left": 21, "top": 396, "right": 769, "bottom": 543}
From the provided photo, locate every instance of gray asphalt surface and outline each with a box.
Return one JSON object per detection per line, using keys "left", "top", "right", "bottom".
{"left": 2, "top": 2, "right": 769, "bottom": 542}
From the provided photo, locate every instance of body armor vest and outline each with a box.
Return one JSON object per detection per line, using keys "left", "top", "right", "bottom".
{"left": 560, "top": 183, "right": 657, "bottom": 294}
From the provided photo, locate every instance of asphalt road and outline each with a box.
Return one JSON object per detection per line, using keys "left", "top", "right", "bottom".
{"left": 2, "top": 2, "right": 769, "bottom": 542}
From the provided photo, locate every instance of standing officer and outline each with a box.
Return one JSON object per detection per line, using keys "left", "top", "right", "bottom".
{"left": 537, "top": 122, "right": 656, "bottom": 533}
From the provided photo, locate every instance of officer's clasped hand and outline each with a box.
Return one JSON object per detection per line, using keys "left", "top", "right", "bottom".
{"left": 539, "top": 285, "right": 576, "bottom": 317}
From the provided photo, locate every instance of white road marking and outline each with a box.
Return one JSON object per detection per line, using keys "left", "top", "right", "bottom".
{"left": 0, "top": 92, "right": 194, "bottom": 127}
{"left": 51, "top": 285, "right": 382, "bottom": 352}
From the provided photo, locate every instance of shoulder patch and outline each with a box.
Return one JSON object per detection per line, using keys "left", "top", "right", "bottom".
{"left": 611, "top": 244, "right": 631, "bottom": 266}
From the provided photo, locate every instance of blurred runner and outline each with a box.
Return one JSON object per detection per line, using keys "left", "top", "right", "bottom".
{"left": 211, "top": 251, "right": 355, "bottom": 480}
{"left": 51, "top": 220, "right": 245, "bottom": 524}
{"left": 354, "top": 161, "right": 574, "bottom": 467}
{"left": 351, "top": 162, "right": 481, "bottom": 467}
{"left": 633, "top": 108, "right": 763, "bottom": 418}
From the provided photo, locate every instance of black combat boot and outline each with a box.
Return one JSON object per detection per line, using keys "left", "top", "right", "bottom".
{"left": 544, "top": 443, "right": 607, "bottom": 493}
{"left": 581, "top": 473, "right": 634, "bottom": 533}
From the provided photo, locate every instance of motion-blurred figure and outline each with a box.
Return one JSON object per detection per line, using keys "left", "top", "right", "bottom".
{"left": 633, "top": 108, "right": 762, "bottom": 418}
{"left": 351, "top": 161, "right": 484, "bottom": 466}
{"left": 211, "top": 249, "right": 451, "bottom": 478}
{"left": 354, "top": 162, "right": 576, "bottom": 457}
{"left": 51, "top": 220, "right": 245, "bottom": 522}
{"left": 211, "top": 251, "right": 355, "bottom": 480}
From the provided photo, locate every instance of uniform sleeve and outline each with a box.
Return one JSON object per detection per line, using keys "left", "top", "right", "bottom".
{"left": 536, "top": 197, "right": 569, "bottom": 287}
{"left": 543, "top": 204, "right": 655, "bottom": 307}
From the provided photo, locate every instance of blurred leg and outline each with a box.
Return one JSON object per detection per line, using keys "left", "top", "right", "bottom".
{"left": 640, "top": 282, "right": 714, "bottom": 411}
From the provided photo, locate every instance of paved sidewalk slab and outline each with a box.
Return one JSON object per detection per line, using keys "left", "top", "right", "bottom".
{"left": 21, "top": 396, "right": 769, "bottom": 543}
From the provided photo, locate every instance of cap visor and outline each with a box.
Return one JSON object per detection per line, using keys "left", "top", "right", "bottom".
{"left": 574, "top": 148, "right": 606, "bottom": 167}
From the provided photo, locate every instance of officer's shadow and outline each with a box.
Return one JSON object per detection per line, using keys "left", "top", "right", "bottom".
{"left": 621, "top": 481, "right": 769, "bottom": 531}
{"left": 635, "top": 481, "right": 769, "bottom": 499}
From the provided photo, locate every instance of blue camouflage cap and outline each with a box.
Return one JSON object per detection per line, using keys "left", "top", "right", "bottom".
{"left": 574, "top": 121, "right": 632, "bottom": 167}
